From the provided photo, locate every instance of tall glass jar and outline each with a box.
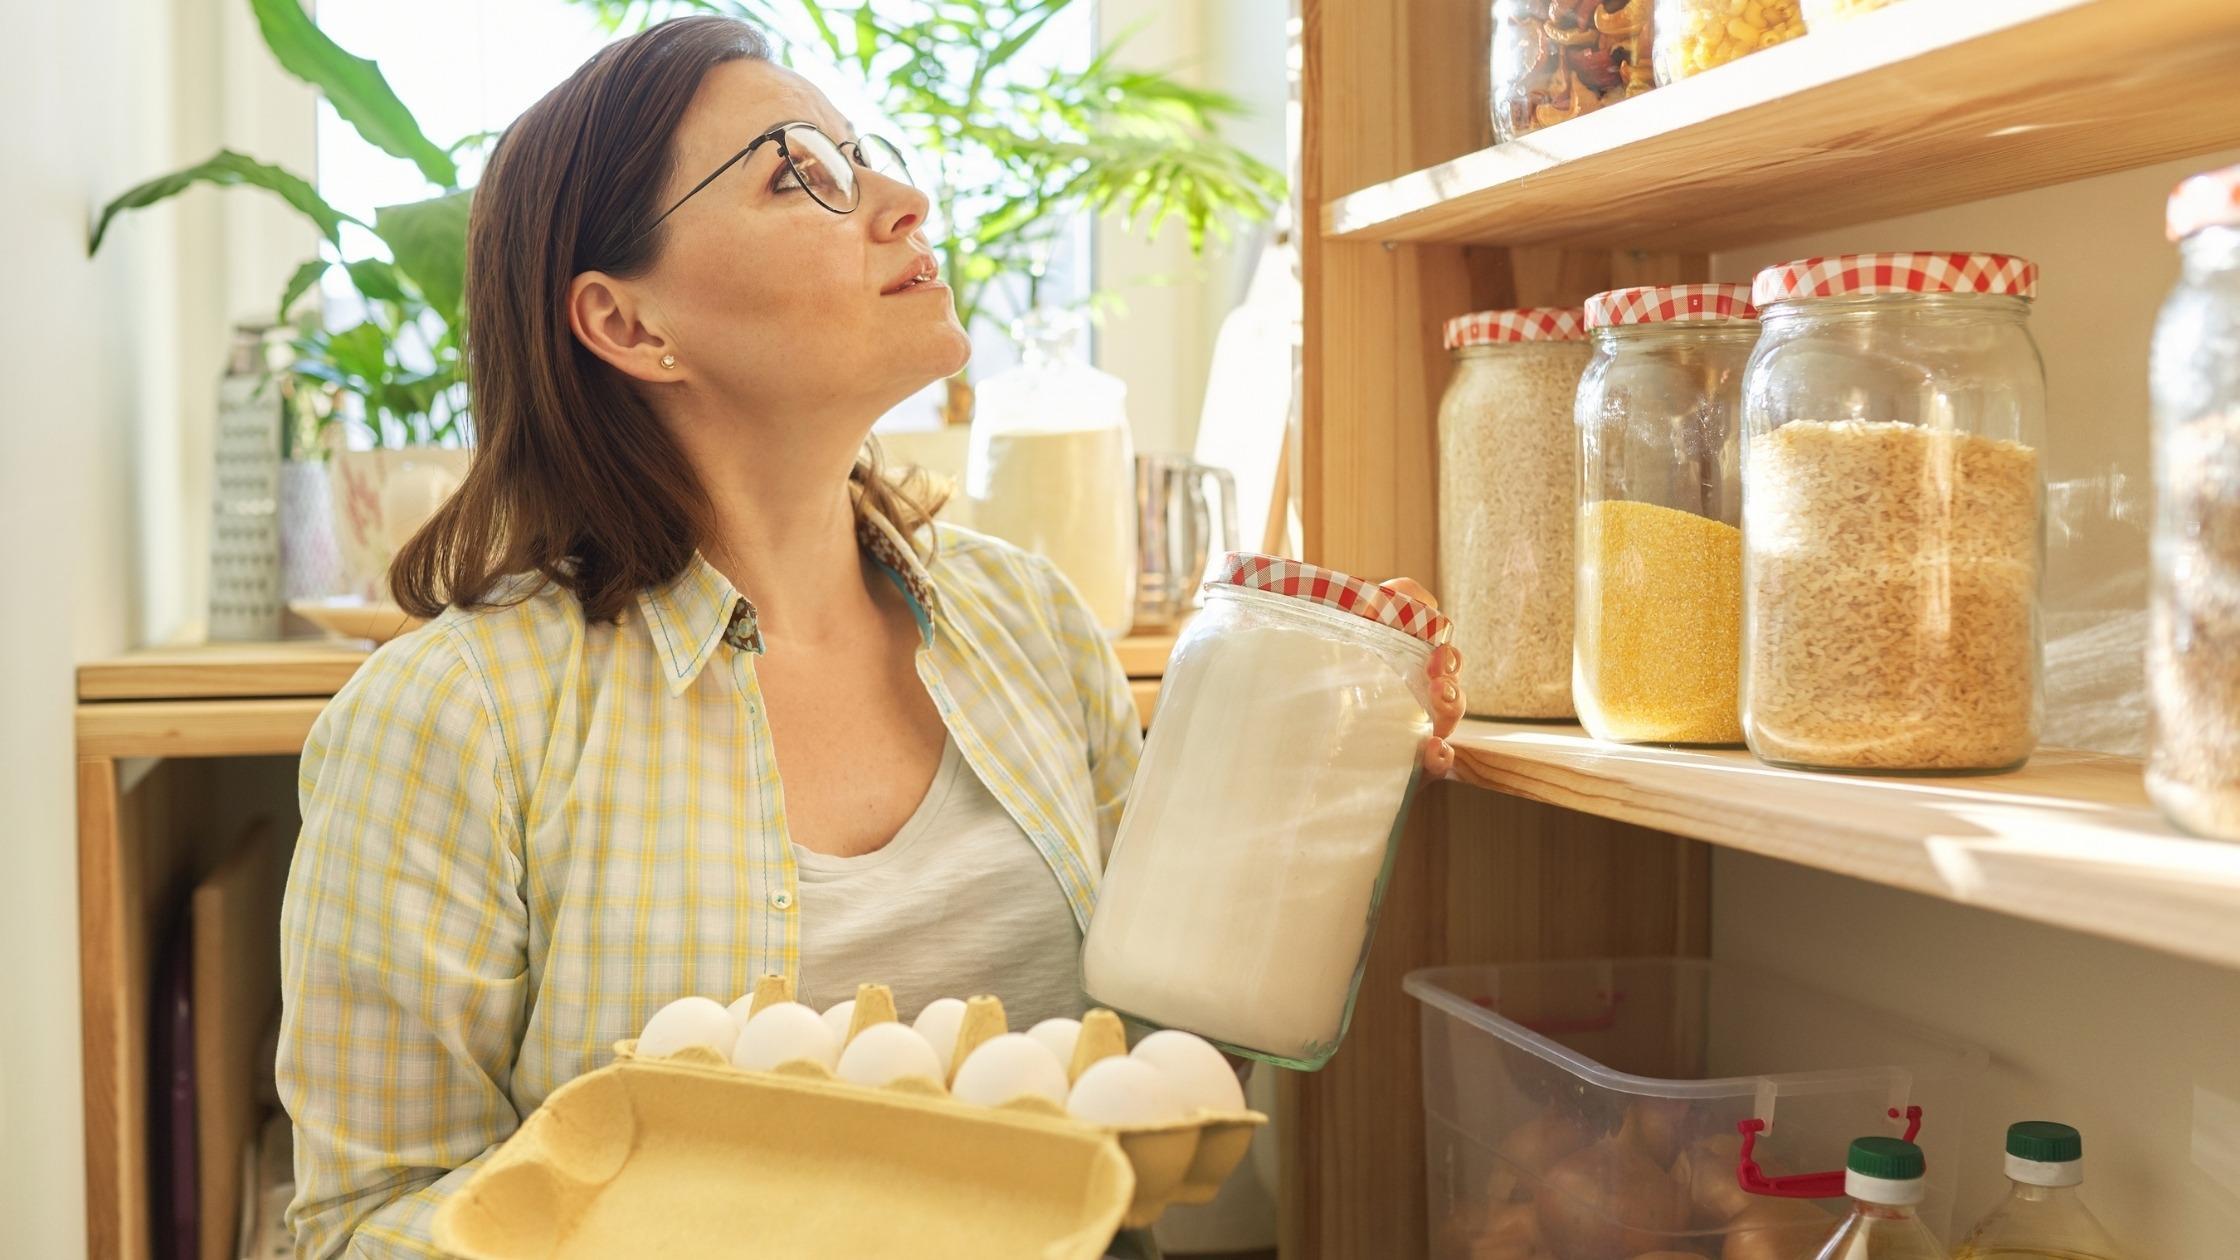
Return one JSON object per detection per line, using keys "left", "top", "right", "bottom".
{"left": 1575, "top": 284, "right": 1758, "bottom": 745}
{"left": 1437, "top": 307, "right": 1593, "bottom": 719}
{"left": 1654, "top": 0, "right": 1803, "bottom": 83}
{"left": 1741, "top": 254, "right": 2047, "bottom": 773}
{"left": 1492, "top": 0, "right": 1655, "bottom": 142}
{"left": 1082, "top": 555, "right": 1442, "bottom": 1068}
{"left": 2149, "top": 165, "right": 2240, "bottom": 840}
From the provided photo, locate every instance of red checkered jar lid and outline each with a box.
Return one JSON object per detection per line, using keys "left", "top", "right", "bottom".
{"left": 1752, "top": 253, "right": 2038, "bottom": 306}
{"left": 1209, "top": 553, "right": 1453, "bottom": 646}
{"left": 1443, "top": 307, "right": 1588, "bottom": 349}
{"left": 1585, "top": 284, "right": 1759, "bottom": 328}
{"left": 2169, "top": 163, "right": 2240, "bottom": 242}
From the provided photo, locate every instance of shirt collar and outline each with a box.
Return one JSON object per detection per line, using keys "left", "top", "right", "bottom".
{"left": 636, "top": 505, "right": 943, "bottom": 696}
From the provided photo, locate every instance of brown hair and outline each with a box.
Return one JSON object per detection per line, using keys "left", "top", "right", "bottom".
{"left": 392, "top": 15, "right": 945, "bottom": 622}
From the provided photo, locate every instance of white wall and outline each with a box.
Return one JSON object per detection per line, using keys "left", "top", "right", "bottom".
{"left": 1710, "top": 151, "right": 2240, "bottom": 1258}
{"left": 0, "top": 1, "right": 312, "bottom": 1254}
{"left": 1094, "top": 0, "right": 1289, "bottom": 459}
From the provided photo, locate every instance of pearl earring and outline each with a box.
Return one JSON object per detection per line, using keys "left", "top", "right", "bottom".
{"left": 660, "top": 353, "right": 677, "bottom": 370}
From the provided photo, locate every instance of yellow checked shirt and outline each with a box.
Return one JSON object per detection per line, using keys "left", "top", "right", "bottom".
{"left": 277, "top": 511, "right": 1141, "bottom": 1258}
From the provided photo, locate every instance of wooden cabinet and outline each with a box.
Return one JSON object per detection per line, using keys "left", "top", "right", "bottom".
{"left": 1286, "top": 0, "right": 2240, "bottom": 1254}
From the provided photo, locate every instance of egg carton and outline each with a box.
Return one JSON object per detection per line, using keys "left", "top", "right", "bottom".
{"left": 433, "top": 1047, "right": 1133, "bottom": 1260}
{"left": 623, "top": 978, "right": 1265, "bottom": 1229}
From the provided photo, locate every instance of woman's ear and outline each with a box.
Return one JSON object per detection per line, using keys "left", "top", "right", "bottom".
{"left": 568, "top": 270, "right": 678, "bottom": 383}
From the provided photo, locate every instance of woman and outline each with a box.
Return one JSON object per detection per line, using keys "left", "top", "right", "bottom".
{"left": 278, "top": 15, "right": 1464, "bottom": 1257}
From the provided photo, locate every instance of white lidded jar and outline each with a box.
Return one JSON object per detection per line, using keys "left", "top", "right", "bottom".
{"left": 968, "top": 309, "right": 1138, "bottom": 637}
{"left": 1083, "top": 554, "right": 1444, "bottom": 1069}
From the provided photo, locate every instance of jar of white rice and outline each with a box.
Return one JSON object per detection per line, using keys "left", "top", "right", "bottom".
{"left": 1082, "top": 554, "right": 1443, "bottom": 1068}
{"left": 1436, "top": 306, "right": 1592, "bottom": 719}
{"left": 1740, "top": 253, "right": 2047, "bottom": 773}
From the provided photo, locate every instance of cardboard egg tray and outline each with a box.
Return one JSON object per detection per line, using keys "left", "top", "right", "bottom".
{"left": 433, "top": 979, "right": 1265, "bottom": 1259}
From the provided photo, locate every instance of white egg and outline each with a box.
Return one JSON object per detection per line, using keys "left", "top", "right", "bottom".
{"left": 636, "top": 996, "right": 739, "bottom": 1061}
{"left": 912, "top": 998, "right": 970, "bottom": 1077}
{"left": 834, "top": 1021, "right": 945, "bottom": 1089}
{"left": 950, "top": 1034, "right": 1071, "bottom": 1108}
{"left": 821, "top": 999, "right": 857, "bottom": 1047}
{"left": 1025, "top": 1017, "right": 1083, "bottom": 1074}
{"left": 1130, "top": 1030, "right": 1245, "bottom": 1113}
{"left": 1066, "top": 1055, "right": 1184, "bottom": 1127}
{"left": 725, "top": 993, "right": 758, "bottom": 1026}
{"left": 732, "top": 1001, "right": 840, "bottom": 1073}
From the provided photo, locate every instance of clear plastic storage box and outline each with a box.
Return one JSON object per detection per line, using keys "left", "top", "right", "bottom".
{"left": 1406, "top": 959, "right": 1987, "bottom": 1258}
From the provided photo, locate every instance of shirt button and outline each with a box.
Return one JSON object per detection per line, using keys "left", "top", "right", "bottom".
{"left": 770, "top": 891, "right": 794, "bottom": 910}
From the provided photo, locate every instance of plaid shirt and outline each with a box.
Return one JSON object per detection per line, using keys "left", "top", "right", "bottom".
{"left": 278, "top": 511, "right": 1140, "bottom": 1257}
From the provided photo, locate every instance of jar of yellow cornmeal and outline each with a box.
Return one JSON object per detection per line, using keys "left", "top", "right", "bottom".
{"left": 1574, "top": 284, "right": 1759, "bottom": 745}
{"left": 1654, "top": 0, "right": 1804, "bottom": 83}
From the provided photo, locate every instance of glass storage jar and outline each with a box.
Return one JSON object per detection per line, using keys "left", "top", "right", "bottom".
{"left": 1741, "top": 253, "right": 2047, "bottom": 773}
{"left": 1654, "top": 0, "right": 1804, "bottom": 84}
{"left": 1437, "top": 307, "right": 1593, "bottom": 719}
{"left": 1082, "top": 555, "right": 1443, "bottom": 1068}
{"left": 1492, "top": 0, "right": 1655, "bottom": 142}
{"left": 2148, "top": 164, "right": 2240, "bottom": 841}
{"left": 1575, "top": 284, "right": 1758, "bottom": 745}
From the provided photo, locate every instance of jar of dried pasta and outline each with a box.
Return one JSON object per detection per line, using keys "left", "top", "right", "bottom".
{"left": 1654, "top": 0, "right": 1804, "bottom": 83}
{"left": 1741, "top": 254, "right": 2046, "bottom": 773}
{"left": 1575, "top": 284, "right": 1758, "bottom": 746}
{"left": 2149, "top": 165, "right": 2240, "bottom": 840}
{"left": 1437, "top": 307, "right": 1593, "bottom": 719}
{"left": 1492, "top": 0, "right": 1655, "bottom": 142}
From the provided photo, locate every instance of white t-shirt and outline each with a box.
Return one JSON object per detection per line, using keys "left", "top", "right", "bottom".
{"left": 792, "top": 736, "right": 1088, "bottom": 1028}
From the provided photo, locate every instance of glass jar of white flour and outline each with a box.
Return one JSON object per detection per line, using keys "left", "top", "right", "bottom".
{"left": 1082, "top": 553, "right": 1445, "bottom": 1068}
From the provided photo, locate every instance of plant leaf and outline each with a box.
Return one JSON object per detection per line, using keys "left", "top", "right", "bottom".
{"left": 344, "top": 257, "right": 413, "bottom": 306}
{"left": 373, "top": 190, "right": 473, "bottom": 326}
{"left": 278, "top": 258, "right": 331, "bottom": 322}
{"left": 988, "top": 0, "right": 1071, "bottom": 69}
{"left": 853, "top": 5, "right": 878, "bottom": 74}
{"left": 89, "top": 150, "right": 359, "bottom": 255}
{"left": 248, "top": 0, "right": 459, "bottom": 188}
{"left": 796, "top": 0, "right": 847, "bottom": 60}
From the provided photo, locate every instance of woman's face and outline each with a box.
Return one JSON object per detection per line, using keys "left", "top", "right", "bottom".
{"left": 628, "top": 59, "right": 970, "bottom": 428}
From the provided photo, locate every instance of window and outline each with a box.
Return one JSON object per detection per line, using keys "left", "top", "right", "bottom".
{"left": 313, "top": 0, "right": 1095, "bottom": 431}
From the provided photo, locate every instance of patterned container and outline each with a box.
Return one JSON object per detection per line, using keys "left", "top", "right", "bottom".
{"left": 209, "top": 325, "right": 289, "bottom": 641}
{"left": 1741, "top": 253, "right": 2047, "bottom": 773}
{"left": 1574, "top": 284, "right": 1759, "bottom": 746}
{"left": 1438, "top": 307, "right": 1594, "bottom": 719}
{"left": 1083, "top": 555, "right": 1443, "bottom": 1069}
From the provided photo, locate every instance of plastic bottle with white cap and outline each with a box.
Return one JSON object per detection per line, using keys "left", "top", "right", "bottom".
{"left": 1810, "top": 1136, "right": 1949, "bottom": 1260}
{"left": 1953, "top": 1122, "right": 2127, "bottom": 1259}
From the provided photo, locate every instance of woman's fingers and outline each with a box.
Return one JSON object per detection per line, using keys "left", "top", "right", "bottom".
{"left": 1427, "top": 644, "right": 1466, "bottom": 738}
{"left": 1380, "top": 576, "right": 1439, "bottom": 609}
{"left": 1421, "top": 734, "right": 1457, "bottom": 780}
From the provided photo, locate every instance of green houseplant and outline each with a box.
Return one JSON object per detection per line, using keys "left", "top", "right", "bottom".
{"left": 89, "top": 0, "right": 477, "bottom": 597}
{"left": 583, "top": 0, "right": 1288, "bottom": 423}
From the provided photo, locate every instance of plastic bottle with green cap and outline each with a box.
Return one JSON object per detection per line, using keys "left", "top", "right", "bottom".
{"left": 1808, "top": 1136, "right": 1949, "bottom": 1260}
{"left": 1952, "top": 1122, "right": 2127, "bottom": 1259}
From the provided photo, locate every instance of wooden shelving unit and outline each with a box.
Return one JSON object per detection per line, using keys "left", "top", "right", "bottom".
{"left": 1450, "top": 721, "right": 2240, "bottom": 972}
{"left": 1324, "top": 0, "right": 2240, "bottom": 251}
{"left": 1288, "top": 0, "right": 2240, "bottom": 1255}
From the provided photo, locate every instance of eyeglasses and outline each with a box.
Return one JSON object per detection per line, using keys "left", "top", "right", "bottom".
{"left": 639, "top": 121, "right": 912, "bottom": 238}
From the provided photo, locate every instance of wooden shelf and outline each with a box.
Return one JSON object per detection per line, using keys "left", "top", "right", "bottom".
{"left": 1323, "top": 0, "right": 2240, "bottom": 251}
{"left": 1449, "top": 720, "right": 2240, "bottom": 971}
{"left": 78, "top": 640, "right": 372, "bottom": 702}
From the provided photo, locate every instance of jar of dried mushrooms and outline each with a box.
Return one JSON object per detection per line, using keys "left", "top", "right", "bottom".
{"left": 1492, "top": 0, "right": 1654, "bottom": 142}
{"left": 1575, "top": 284, "right": 1758, "bottom": 746}
{"left": 1740, "top": 253, "right": 2046, "bottom": 773}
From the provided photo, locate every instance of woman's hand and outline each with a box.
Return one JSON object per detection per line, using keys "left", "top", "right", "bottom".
{"left": 1380, "top": 578, "right": 1466, "bottom": 779}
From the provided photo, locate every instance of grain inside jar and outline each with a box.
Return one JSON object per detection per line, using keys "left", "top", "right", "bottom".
{"left": 1437, "top": 309, "right": 1594, "bottom": 720}
{"left": 1743, "top": 420, "right": 2042, "bottom": 771}
{"left": 1577, "top": 500, "right": 1744, "bottom": 744}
